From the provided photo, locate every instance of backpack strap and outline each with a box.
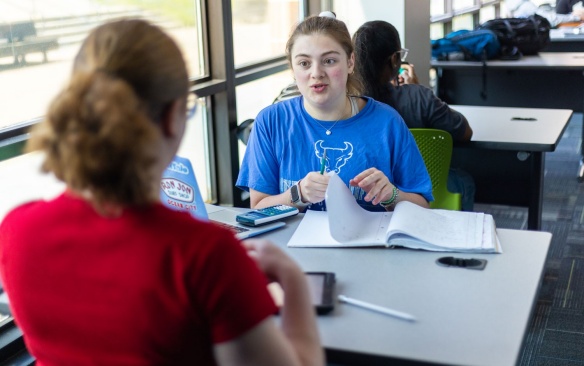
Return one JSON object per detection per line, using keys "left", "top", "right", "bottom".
{"left": 480, "top": 56, "right": 488, "bottom": 100}
{"left": 447, "top": 38, "right": 489, "bottom": 99}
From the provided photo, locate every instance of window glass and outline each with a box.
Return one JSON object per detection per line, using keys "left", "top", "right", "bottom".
{"left": 0, "top": 0, "right": 203, "bottom": 131}
{"left": 430, "top": 23, "right": 444, "bottom": 40}
{"left": 452, "top": 14, "right": 474, "bottom": 31}
{"left": 431, "top": 0, "right": 446, "bottom": 16}
{"left": 479, "top": 6, "right": 496, "bottom": 24}
{"left": 501, "top": 0, "right": 513, "bottom": 16}
{"left": 177, "top": 97, "right": 211, "bottom": 202}
{"left": 453, "top": 0, "right": 476, "bottom": 10}
{"left": 235, "top": 70, "right": 295, "bottom": 164}
{"left": 232, "top": 0, "right": 300, "bottom": 66}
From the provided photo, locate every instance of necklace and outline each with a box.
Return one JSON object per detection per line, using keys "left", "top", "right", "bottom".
{"left": 314, "top": 97, "right": 349, "bottom": 136}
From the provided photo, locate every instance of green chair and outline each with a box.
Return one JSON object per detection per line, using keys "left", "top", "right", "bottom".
{"left": 409, "top": 128, "right": 461, "bottom": 210}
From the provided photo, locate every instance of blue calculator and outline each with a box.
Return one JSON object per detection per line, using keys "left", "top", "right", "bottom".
{"left": 236, "top": 205, "right": 299, "bottom": 226}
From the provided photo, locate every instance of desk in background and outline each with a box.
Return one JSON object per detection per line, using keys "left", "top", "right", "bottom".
{"left": 431, "top": 52, "right": 584, "bottom": 182}
{"left": 545, "top": 28, "right": 584, "bottom": 52}
{"left": 449, "top": 105, "right": 571, "bottom": 230}
{"left": 262, "top": 214, "right": 551, "bottom": 366}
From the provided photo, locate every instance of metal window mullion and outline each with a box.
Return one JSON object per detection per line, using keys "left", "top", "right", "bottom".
{"left": 206, "top": 0, "right": 240, "bottom": 206}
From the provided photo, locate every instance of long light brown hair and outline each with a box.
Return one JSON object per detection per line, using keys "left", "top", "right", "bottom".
{"left": 285, "top": 14, "right": 362, "bottom": 96}
{"left": 27, "top": 19, "right": 188, "bottom": 207}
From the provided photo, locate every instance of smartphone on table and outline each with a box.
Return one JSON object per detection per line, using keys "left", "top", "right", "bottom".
{"left": 268, "top": 272, "right": 336, "bottom": 315}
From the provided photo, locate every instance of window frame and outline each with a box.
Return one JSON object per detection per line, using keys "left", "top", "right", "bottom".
{"left": 430, "top": 0, "right": 503, "bottom": 34}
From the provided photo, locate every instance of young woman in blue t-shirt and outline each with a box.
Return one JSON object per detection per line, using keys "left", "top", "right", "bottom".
{"left": 237, "top": 13, "right": 432, "bottom": 212}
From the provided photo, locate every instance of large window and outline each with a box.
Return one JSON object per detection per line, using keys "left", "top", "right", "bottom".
{"left": 0, "top": 0, "right": 210, "bottom": 198}
{"left": 1, "top": 1, "right": 204, "bottom": 129}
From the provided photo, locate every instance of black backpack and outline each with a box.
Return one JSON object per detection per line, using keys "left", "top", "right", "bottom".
{"left": 478, "top": 14, "right": 551, "bottom": 56}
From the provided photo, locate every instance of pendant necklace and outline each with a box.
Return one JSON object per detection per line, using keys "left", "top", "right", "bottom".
{"left": 314, "top": 97, "right": 348, "bottom": 136}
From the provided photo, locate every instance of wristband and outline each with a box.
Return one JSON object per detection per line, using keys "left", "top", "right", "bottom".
{"left": 380, "top": 186, "right": 399, "bottom": 208}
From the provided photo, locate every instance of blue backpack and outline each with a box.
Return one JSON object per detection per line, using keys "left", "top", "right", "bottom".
{"left": 431, "top": 29, "right": 501, "bottom": 61}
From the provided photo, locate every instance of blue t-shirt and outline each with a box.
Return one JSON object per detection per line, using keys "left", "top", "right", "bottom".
{"left": 236, "top": 96, "right": 433, "bottom": 211}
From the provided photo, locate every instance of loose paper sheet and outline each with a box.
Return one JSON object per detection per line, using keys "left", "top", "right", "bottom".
{"left": 287, "top": 173, "right": 390, "bottom": 247}
{"left": 325, "top": 173, "right": 390, "bottom": 243}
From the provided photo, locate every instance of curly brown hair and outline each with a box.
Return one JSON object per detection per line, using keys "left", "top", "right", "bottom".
{"left": 27, "top": 19, "right": 188, "bottom": 208}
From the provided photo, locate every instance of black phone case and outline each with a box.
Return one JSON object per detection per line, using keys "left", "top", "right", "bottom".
{"left": 305, "top": 272, "right": 336, "bottom": 315}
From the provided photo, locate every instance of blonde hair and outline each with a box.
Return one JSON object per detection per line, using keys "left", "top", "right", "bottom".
{"left": 27, "top": 19, "right": 188, "bottom": 207}
{"left": 285, "top": 15, "right": 362, "bottom": 96}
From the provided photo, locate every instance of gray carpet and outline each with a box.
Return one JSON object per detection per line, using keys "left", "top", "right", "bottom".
{"left": 475, "top": 113, "right": 584, "bottom": 366}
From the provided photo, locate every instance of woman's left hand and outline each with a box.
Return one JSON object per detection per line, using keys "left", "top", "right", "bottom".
{"left": 349, "top": 168, "right": 394, "bottom": 205}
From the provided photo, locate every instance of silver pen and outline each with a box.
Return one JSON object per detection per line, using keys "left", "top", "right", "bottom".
{"left": 338, "top": 294, "right": 417, "bottom": 322}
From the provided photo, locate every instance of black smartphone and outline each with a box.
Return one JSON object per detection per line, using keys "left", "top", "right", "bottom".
{"left": 305, "top": 272, "right": 336, "bottom": 314}
{"left": 268, "top": 272, "right": 336, "bottom": 315}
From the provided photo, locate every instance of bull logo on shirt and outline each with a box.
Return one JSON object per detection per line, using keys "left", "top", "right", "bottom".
{"left": 315, "top": 140, "right": 353, "bottom": 174}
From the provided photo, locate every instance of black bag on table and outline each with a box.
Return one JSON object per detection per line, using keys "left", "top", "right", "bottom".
{"left": 478, "top": 14, "right": 551, "bottom": 56}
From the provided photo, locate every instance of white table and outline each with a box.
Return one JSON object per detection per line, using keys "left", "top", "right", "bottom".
{"left": 431, "top": 52, "right": 584, "bottom": 182}
{"left": 262, "top": 214, "right": 552, "bottom": 366}
{"left": 446, "top": 105, "right": 572, "bottom": 230}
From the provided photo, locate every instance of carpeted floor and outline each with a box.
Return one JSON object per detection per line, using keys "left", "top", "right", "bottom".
{"left": 474, "top": 113, "right": 584, "bottom": 366}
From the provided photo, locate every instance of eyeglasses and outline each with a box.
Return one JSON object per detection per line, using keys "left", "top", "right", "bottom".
{"left": 396, "top": 48, "right": 409, "bottom": 62}
{"left": 186, "top": 92, "right": 199, "bottom": 120}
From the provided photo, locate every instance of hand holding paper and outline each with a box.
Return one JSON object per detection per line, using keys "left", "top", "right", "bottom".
{"left": 287, "top": 173, "right": 502, "bottom": 253}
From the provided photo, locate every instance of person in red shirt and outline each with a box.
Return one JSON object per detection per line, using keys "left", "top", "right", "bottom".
{"left": 0, "top": 19, "right": 322, "bottom": 366}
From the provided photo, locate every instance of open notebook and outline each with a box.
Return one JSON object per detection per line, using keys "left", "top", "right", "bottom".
{"left": 160, "top": 156, "right": 284, "bottom": 239}
{"left": 287, "top": 173, "right": 501, "bottom": 253}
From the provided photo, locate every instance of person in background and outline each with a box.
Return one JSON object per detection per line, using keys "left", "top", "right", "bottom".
{"left": 506, "top": 0, "right": 584, "bottom": 26}
{"left": 353, "top": 20, "right": 476, "bottom": 211}
{"left": 237, "top": 12, "right": 432, "bottom": 213}
{"left": 0, "top": 19, "right": 323, "bottom": 366}
{"left": 556, "top": 0, "right": 584, "bottom": 15}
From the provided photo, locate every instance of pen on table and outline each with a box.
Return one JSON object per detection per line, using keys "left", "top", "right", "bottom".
{"left": 320, "top": 149, "right": 327, "bottom": 175}
{"left": 338, "top": 294, "right": 417, "bottom": 322}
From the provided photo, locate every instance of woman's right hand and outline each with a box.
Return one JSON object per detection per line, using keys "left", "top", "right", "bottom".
{"left": 249, "top": 171, "right": 329, "bottom": 209}
{"left": 298, "top": 172, "right": 330, "bottom": 204}
{"left": 398, "top": 63, "right": 419, "bottom": 85}
{"left": 238, "top": 239, "right": 324, "bottom": 366}
{"left": 242, "top": 239, "right": 302, "bottom": 283}
{"left": 217, "top": 239, "right": 323, "bottom": 366}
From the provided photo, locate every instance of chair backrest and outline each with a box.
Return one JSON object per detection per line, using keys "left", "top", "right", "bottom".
{"left": 409, "top": 128, "right": 461, "bottom": 210}
{"left": 236, "top": 118, "right": 254, "bottom": 145}
{"left": 237, "top": 83, "right": 300, "bottom": 145}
